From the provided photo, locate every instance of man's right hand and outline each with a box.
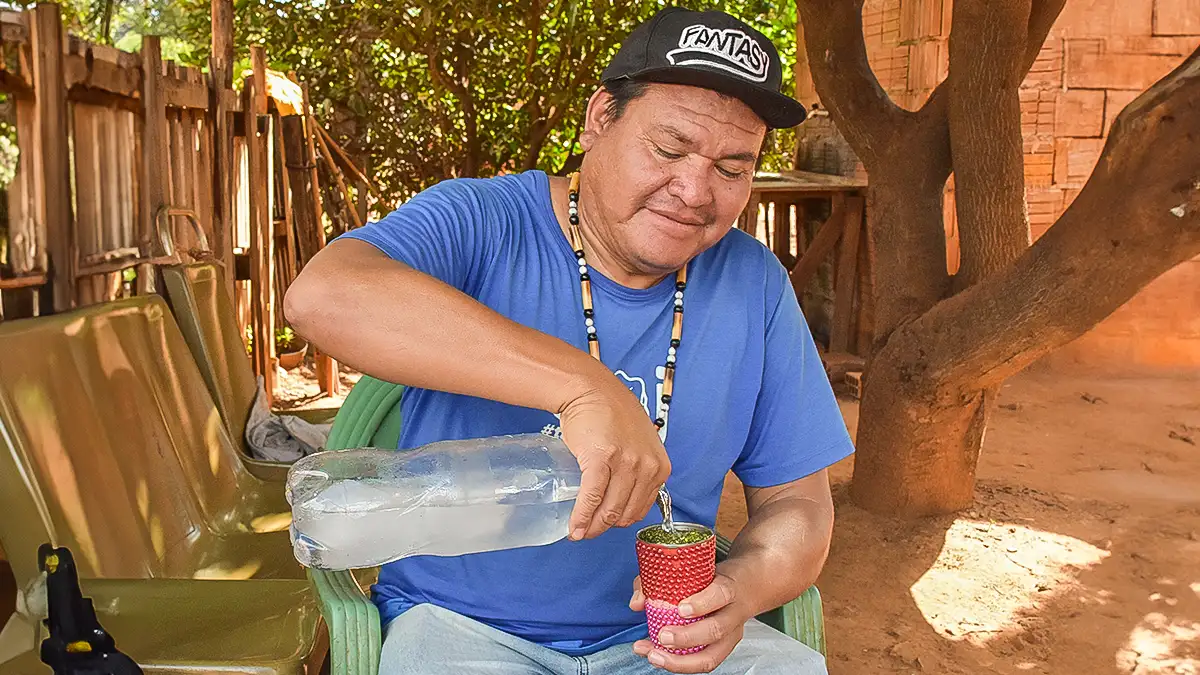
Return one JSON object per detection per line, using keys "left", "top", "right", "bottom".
{"left": 558, "top": 380, "right": 671, "bottom": 541}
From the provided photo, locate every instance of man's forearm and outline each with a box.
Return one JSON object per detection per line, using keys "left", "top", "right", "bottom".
{"left": 285, "top": 239, "right": 613, "bottom": 415}
{"left": 720, "top": 474, "right": 835, "bottom": 617}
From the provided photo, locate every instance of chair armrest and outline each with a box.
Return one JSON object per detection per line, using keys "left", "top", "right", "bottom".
{"left": 308, "top": 568, "right": 381, "bottom": 675}
{"left": 715, "top": 534, "right": 826, "bottom": 655}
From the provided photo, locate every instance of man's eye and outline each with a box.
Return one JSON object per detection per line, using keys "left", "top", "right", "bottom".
{"left": 717, "top": 166, "right": 746, "bottom": 179}
{"left": 655, "top": 147, "right": 684, "bottom": 160}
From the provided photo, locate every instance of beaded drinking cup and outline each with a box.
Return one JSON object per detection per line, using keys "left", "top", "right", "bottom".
{"left": 635, "top": 522, "right": 717, "bottom": 655}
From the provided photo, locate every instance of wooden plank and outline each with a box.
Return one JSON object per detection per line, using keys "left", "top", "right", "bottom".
{"left": 829, "top": 196, "right": 864, "bottom": 353}
{"left": 32, "top": 4, "right": 74, "bottom": 311}
{"left": 138, "top": 36, "right": 167, "bottom": 294}
{"left": 115, "top": 110, "right": 135, "bottom": 251}
{"left": 172, "top": 109, "right": 193, "bottom": 251}
{"left": 192, "top": 110, "right": 215, "bottom": 253}
{"left": 64, "top": 52, "right": 140, "bottom": 99}
{"left": 72, "top": 104, "right": 102, "bottom": 304}
{"left": 251, "top": 45, "right": 268, "bottom": 114}
{"left": 7, "top": 95, "right": 42, "bottom": 275}
{"left": 210, "top": 0, "right": 235, "bottom": 299}
{"left": 163, "top": 77, "right": 208, "bottom": 110}
{"left": 789, "top": 193, "right": 847, "bottom": 298}
{"left": 98, "top": 107, "right": 118, "bottom": 251}
{"left": 0, "top": 273, "right": 47, "bottom": 290}
{"left": 273, "top": 112, "right": 297, "bottom": 287}
{"left": 771, "top": 199, "right": 792, "bottom": 266}
{"left": 301, "top": 85, "right": 327, "bottom": 251}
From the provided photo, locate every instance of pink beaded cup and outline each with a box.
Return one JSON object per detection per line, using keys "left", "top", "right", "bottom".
{"left": 635, "top": 523, "right": 716, "bottom": 655}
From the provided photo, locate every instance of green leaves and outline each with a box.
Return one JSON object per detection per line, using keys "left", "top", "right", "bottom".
{"left": 52, "top": 0, "right": 799, "bottom": 208}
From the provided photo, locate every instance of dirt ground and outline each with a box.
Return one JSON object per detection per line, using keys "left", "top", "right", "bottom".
{"left": 717, "top": 368, "right": 1200, "bottom": 674}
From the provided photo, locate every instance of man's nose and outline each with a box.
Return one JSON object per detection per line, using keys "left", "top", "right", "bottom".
{"left": 665, "top": 161, "right": 715, "bottom": 210}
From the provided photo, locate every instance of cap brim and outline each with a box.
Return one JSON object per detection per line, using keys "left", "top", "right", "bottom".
{"left": 609, "top": 66, "right": 807, "bottom": 129}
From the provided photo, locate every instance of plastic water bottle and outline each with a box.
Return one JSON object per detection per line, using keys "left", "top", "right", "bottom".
{"left": 286, "top": 433, "right": 582, "bottom": 570}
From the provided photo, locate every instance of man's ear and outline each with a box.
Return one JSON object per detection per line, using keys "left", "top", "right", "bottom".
{"left": 580, "top": 86, "right": 615, "bottom": 152}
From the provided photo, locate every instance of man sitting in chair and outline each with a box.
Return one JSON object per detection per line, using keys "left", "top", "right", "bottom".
{"left": 286, "top": 8, "right": 853, "bottom": 674}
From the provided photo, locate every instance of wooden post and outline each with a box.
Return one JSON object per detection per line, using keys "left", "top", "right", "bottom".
{"left": 829, "top": 195, "right": 864, "bottom": 353}
{"left": 210, "top": 0, "right": 235, "bottom": 298}
{"left": 273, "top": 113, "right": 296, "bottom": 285}
{"left": 281, "top": 116, "right": 323, "bottom": 267}
{"left": 299, "top": 86, "right": 339, "bottom": 396}
{"left": 139, "top": 35, "right": 167, "bottom": 294}
{"left": 245, "top": 55, "right": 275, "bottom": 402}
{"left": 771, "top": 199, "right": 792, "bottom": 266}
{"left": 790, "top": 193, "right": 847, "bottom": 298}
{"left": 32, "top": 4, "right": 75, "bottom": 311}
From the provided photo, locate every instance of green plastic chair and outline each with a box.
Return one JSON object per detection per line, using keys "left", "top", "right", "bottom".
{"left": 308, "top": 376, "right": 825, "bottom": 675}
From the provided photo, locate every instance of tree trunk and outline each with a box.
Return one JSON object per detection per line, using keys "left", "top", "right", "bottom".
{"left": 851, "top": 340, "right": 994, "bottom": 515}
{"left": 849, "top": 47, "right": 1200, "bottom": 516}
{"left": 799, "top": 0, "right": 1200, "bottom": 518}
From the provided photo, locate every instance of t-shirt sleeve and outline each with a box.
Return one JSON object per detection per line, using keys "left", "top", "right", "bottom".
{"left": 732, "top": 266, "right": 856, "bottom": 487}
{"left": 335, "top": 178, "right": 500, "bottom": 294}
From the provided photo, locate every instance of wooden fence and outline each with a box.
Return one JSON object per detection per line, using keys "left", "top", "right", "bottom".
{"left": 0, "top": 3, "right": 365, "bottom": 404}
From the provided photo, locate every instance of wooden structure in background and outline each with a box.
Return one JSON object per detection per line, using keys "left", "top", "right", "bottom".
{"left": 739, "top": 171, "right": 872, "bottom": 360}
{"left": 0, "top": 1, "right": 362, "bottom": 403}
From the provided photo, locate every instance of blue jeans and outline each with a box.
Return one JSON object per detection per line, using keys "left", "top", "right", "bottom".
{"left": 380, "top": 604, "right": 828, "bottom": 674}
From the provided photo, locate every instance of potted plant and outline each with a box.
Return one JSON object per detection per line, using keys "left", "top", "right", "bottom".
{"left": 275, "top": 326, "right": 308, "bottom": 370}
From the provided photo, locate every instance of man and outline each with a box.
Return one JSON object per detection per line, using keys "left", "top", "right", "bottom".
{"left": 285, "top": 7, "right": 854, "bottom": 674}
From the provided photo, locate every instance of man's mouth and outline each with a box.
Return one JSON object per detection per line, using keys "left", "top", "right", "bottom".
{"left": 646, "top": 207, "right": 709, "bottom": 228}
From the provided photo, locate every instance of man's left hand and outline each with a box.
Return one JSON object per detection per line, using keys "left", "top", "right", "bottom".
{"left": 628, "top": 570, "right": 752, "bottom": 673}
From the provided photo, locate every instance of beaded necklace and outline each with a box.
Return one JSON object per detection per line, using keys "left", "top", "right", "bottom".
{"left": 566, "top": 172, "right": 686, "bottom": 444}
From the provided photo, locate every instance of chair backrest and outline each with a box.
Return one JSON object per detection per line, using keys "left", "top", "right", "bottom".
{"left": 161, "top": 263, "right": 258, "bottom": 446}
{"left": 0, "top": 296, "right": 280, "bottom": 586}
{"left": 323, "top": 376, "right": 405, "bottom": 452}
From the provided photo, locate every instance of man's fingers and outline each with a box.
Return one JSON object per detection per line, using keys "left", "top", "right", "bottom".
{"left": 584, "top": 459, "right": 636, "bottom": 538}
{"left": 629, "top": 576, "right": 645, "bottom": 611}
{"left": 642, "top": 630, "right": 741, "bottom": 674}
{"left": 569, "top": 462, "right": 611, "bottom": 540}
{"left": 619, "top": 473, "right": 657, "bottom": 527}
{"left": 657, "top": 613, "right": 732, "bottom": 650}
{"left": 678, "top": 576, "right": 737, "bottom": 618}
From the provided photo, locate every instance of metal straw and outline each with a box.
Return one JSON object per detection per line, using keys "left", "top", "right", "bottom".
{"left": 657, "top": 485, "right": 675, "bottom": 533}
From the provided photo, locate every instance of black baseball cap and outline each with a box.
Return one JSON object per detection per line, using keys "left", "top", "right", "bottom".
{"left": 601, "top": 7, "right": 806, "bottom": 129}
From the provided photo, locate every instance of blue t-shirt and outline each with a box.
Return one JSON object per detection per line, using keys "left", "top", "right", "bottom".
{"left": 338, "top": 170, "right": 854, "bottom": 656}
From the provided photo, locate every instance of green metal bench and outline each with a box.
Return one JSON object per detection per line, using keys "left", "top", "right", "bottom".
{"left": 308, "top": 375, "right": 826, "bottom": 675}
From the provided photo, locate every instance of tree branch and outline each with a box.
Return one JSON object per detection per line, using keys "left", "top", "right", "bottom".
{"left": 947, "top": 0, "right": 1033, "bottom": 289}
{"left": 796, "top": 0, "right": 908, "bottom": 165}
{"left": 909, "top": 0, "right": 1067, "bottom": 190}
{"left": 891, "top": 48, "right": 1200, "bottom": 395}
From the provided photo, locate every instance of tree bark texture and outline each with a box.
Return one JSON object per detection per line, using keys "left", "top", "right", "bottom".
{"left": 947, "top": 0, "right": 1032, "bottom": 289}
{"left": 798, "top": 0, "right": 1200, "bottom": 516}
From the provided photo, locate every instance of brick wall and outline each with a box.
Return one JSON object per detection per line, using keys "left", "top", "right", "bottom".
{"left": 848, "top": 0, "right": 1200, "bottom": 372}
